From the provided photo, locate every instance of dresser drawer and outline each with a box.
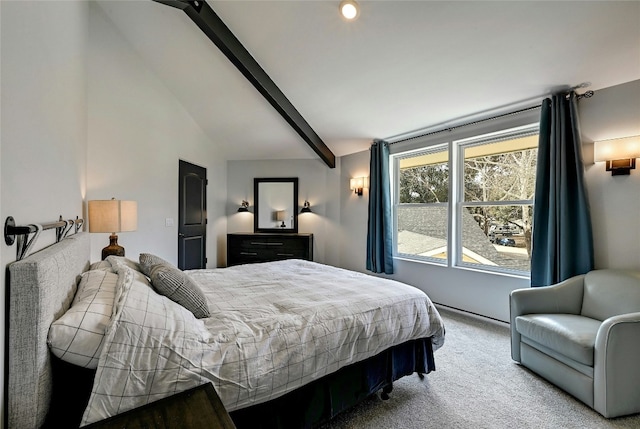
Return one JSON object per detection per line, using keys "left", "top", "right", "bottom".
{"left": 227, "top": 233, "right": 313, "bottom": 266}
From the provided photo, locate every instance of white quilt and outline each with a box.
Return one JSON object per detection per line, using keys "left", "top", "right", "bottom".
{"left": 81, "top": 260, "right": 445, "bottom": 426}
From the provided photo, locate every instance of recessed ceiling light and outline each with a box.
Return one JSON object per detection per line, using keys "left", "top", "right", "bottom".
{"left": 339, "top": 0, "right": 360, "bottom": 21}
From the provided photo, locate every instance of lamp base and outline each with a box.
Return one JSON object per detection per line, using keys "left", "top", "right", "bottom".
{"left": 101, "top": 234, "right": 125, "bottom": 260}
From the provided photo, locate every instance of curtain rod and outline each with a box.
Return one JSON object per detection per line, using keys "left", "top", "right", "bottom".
{"left": 388, "top": 88, "right": 594, "bottom": 146}
{"left": 4, "top": 215, "right": 84, "bottom": 261}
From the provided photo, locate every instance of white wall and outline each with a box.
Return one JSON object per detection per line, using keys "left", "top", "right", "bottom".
{"left": 337, "top": 79, "right": 640, "bottom": 322}
{"left": 227, "top": 159, "right": 342, "bottom": 266}
{"left": 339, "top": 150, "right": 370, "bottom": 272}
{"left": 86, "top": 3, "right": 227, "bottom": 267}
{"left": 580, "top": 80, "right": 640, "bottom": 270}
{"left": 0, "top": 2, "right": 89, "bottom": 428}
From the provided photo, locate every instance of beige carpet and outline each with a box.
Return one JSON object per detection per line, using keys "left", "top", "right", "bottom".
{"left": 319, "top": 307, "right": 640, "bottom": 429}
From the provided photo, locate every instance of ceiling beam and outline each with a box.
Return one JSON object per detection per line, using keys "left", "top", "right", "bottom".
{"left": 153, "top": 0, "right": 336, "bottom": 168}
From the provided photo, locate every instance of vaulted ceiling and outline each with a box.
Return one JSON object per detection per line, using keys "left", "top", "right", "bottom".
{"left": 96, "top": 0, "right": 640, "bottom": 165}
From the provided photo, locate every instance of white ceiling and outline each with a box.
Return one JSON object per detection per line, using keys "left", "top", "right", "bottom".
{"left": 96, "top": 0, "right": 640, "bottom": 164}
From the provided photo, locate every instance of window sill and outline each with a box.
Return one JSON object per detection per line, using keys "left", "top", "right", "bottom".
{"left": 393, "top": 255, "right": 530, "bottom": 281}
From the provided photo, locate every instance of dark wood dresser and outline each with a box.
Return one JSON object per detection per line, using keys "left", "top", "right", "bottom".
{"left": 227, "top": 233, "right": 313, "bottom": 266}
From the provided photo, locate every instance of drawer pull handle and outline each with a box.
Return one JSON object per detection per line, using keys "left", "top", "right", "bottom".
{"left": 250, "top": 242, "right": 283, "bottom": 246}
{"left": 240, "top": 252, "right": 258, "bottom": 256}
{"left": 276, "top": 253, "right": 294, "bottom": 257}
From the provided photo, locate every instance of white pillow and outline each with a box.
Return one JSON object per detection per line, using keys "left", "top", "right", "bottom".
{"left": 106, "top": 255, "right": 143, "bottom": 274}
{"left": 89, "top": 259, "right": 115, "bottom": 273}
{"left": 48, "top": 269, "right": 118, "bottom": 369}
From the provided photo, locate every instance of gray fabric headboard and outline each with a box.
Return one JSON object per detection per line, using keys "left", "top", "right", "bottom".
{"left": 7, "top": 232, "right": 90, "bottom": 429}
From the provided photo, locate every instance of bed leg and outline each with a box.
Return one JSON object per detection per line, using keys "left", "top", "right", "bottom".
{"left": 381, "top": 383, "right": 393, "bottom": 400}
{"left": 417, "top": 372, "right": 425, "bottom": 380}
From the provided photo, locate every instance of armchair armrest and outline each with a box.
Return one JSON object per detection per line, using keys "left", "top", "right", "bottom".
{"left": 593, "top": 312, "right": 640, "bottom": 418}
{"left": 509, "top": 274, "right": 585, "bottom": 361}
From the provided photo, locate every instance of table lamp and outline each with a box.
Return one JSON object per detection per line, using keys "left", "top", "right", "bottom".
{"left": 88, "top": 198, "right": 137, "bottom": 260}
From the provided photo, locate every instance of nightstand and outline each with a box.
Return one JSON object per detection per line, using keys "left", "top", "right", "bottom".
{"left": 83, "top": 383, "right": 236, "bottom": 429}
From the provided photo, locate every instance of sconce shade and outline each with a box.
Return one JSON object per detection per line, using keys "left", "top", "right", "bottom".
{"left": 594, "top": 136, "right": 640, "bottom": 175}
{"left": 88, "top": 199, "right": 137, "bottom": 259}
{"left": 594, "top": 136, "right": 640, "bottom": 161}
{"left": 350, "top": 176, "right": 369, "bottom": 196}
{"left": 300, "top": 200, "right": 312, "bottom": 213}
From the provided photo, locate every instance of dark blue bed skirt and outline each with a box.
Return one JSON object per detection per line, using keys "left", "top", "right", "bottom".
{"left": 230, "top": 337, "right": 436, "bottom": 429}
{"left": 45, "top": 337, "right": 435, "bottom": 428}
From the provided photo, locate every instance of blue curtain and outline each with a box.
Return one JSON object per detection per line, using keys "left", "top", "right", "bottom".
{"left": 530, "top": 92, "right": 594, "bottom": 287}
{"left": 366, "top": 139, "right": 394, "bottom": 274}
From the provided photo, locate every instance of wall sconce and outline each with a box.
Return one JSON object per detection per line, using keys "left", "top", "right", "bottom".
{"left": 300, "top": 200, "right": 312, "bottom": 213}
{"left": 594, "top": 135, "right": 640, "bottom": 176}
{"left": 88, "top": 198, "right": 137, "bottom": 260}
{"left": 237, "top": 200, "right": 249, "bottom": 212}
{"left": 350, "top": 177, "right": 369, "bottom": 196}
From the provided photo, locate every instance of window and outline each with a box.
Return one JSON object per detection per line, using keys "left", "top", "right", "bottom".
{"left": 396, "top": 145, "right": 449, "bottom": 261}
{"left": 392, "top": 118, "right": 539, "bottom": 276}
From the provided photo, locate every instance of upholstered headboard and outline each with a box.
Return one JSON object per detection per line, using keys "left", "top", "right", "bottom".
{"left": 7, "top": 232, "right": 90, "bottom": 429}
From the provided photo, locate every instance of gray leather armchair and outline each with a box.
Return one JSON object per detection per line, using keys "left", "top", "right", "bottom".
{"left": 510, "top": 269, "right": 640, "bottom": 418}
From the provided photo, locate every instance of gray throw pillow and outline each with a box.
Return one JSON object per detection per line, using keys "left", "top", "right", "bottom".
{"left": 149, "top": 264, "right": 210, "bottom": 319}
{"left": 139, "top": 253, "right": 173, "bottom": 277}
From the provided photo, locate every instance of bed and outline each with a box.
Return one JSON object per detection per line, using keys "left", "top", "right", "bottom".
{"left": 6, "top": 232, "right": 445, "bottom": 428}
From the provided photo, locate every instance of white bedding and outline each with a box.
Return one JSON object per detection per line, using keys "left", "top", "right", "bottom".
{"left": 81, "top": 259, "right": 445, "bottom": 426}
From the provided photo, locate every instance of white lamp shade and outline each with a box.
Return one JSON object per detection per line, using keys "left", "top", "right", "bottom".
{"left": 88, "top": 200, "right": 137, "bottom": 233}
{"left": 276, "top": 210, "right": 286, "bottom": 221}
{"left": 594, "top": 136, "right": 640, "bottom": 162}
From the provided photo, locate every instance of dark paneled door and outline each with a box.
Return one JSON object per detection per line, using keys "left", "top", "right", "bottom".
{"left": 178, "top": 160, "right": 207, "bottom": 270}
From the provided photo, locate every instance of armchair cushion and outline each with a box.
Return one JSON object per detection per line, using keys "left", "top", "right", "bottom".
{"left": 515, "top": 314, "right": 600, "bottom": 366}
{"left": 581, "top": 270, "right": 640, "bottom": 321}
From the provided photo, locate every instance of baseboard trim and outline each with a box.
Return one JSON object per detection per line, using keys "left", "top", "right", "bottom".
{"left": 434, "top": 303, "right": 510, "bottom": 327}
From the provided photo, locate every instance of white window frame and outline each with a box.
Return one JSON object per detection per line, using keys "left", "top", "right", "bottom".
{"left": 392, "top": 143, "right": 450, "bottom": 265}
{"left": 390, "top": 108, "right": 540, "bottom": 278}
{"left": 454, "top": 123, "right": 539, "bottom": 275}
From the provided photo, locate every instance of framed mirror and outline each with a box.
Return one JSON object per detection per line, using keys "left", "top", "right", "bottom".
{"left": 254, "top": 178, "right": 298, "bottom": 233}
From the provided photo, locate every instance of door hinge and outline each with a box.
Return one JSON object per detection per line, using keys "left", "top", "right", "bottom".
{"left": 205, "top": 218, "right": 208, "bottom": 224}
{"left": 205, "top": 258, "right": 208, "bottom": 264}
